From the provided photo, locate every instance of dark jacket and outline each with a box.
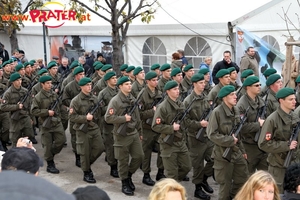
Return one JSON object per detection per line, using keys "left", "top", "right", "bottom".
{"left": 212, "top": 59, "right": 239, "bottom": 84}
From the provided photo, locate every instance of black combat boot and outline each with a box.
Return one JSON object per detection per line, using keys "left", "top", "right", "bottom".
{"left": 110, "top": 165, "right": 119, "bottom": 178}
{"left": 83, "top": 171, "right": 96, "bottom": 183}
{"left": 30, "top": 137, "right": 38, "bottom": 144}
{"left": 128, "top": 172, "right": 135, "bottom": 191}
{"left": 33, "top": 125, "right": 37, "bottom": 136}
{"left": 200, "top": 175, "right": 214, "bottom": 194}
{"left": 183, "top": 175, "right": 190, "bottom": 181}
{"left": 142, "top": 173, "right": 155, "bottom": 186}
{"left": 75, "top": 153, "right": 81, "bottom": 167}
{"left": 47, "top": 160, "right": 60, "bottom": 174}
{"left": 194, "top": 184, "right": 210, "bottom": 200}
{"left": 156, "top": 168, "right": 166, "bottom": 181}
{"left": 121, "top": 179, "right": 134, "bottom": 196}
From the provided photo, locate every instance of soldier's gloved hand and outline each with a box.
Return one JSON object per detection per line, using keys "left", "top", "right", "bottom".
{"left": 258, "top": 117, "right": 265, "bottom": 127}
{"left": 232, "top": 134, "right": 238, "bottom": 144}
{"left": 125, "top": 114, "right": 131, "bottom": 122}
{"left": 48, "top": 110, "right": 55, "bottom": 116}
{"left": 173, "top": 123, "right": 180, "bottom": 131}
{"left": 18, "top": 103, "right": 23, "bottom": 109}
{"left": 200, "top": 120, "right": 208, "bottom": 127}
{"left": 87, "top": 113, "right": 93, "bottom": 121}
{"left": 290, "top": 141, "right": 298, "bottom": 150}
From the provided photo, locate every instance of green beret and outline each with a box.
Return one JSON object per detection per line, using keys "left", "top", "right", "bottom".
{"left": 145, "top": 71, "right": 157, "bottom": 80}
{"left": 78, "top": 77, "right": 92, "bottom": 86}
{"left": 164, "top": 80, "right": 178, "bottom": 91}
{"left": 117, "top": 76, "right": 131, "bottom": 86}
{"left": 266, "top": 74, "right": 281, "bottom": 86}
{"left": 228, "top": 67, "right": 236, "bottom": 74}
{"left": 241, "top": 69, "right": 254, "bottom": 79}
{"left": 11, "top": 58, "right": 17, "bottom": 62}
{"left": 29, "top": 61, "right": 35, "bottom": 66}
{"left": 218, "top": 85, "right": 235, "bottom": 99}
{"left": 216, "top": 69, "right": 230, "bottom": 78}
{"left": 151, "top": 63, "right": 160, "bottom": 70}
{"left": 1, "top": 61, "right": 10, "bottom": 68}
{"left": 183, "top": 64, "right": 193, "bottom": 72}
{"left": 263, "top": 68, "right": 277, "bottom": 77}
{"left": 120, "top": 64, "right": 128, "bottom": 71}
{"left": 39, "top": 75, "right": 52, "bottom": 83}
{"left": 296, "top": 75, "right": 300, "bottom": 83}
{"left": 29, "top": 59, "right": 36, "bottom": 63}
{"left": 69, "top": 61, "right": 80, "bottom": 69}
{"left": 243, "top": 76, "right": 259, "bottom": 87}
{"left": 133, "top": 66, "right": 143, "bottom": 76}
{"left": 10, "top": 72, "right": 21, "bottom": 82}
{"left": 171, "top": 68, "right": 182, "bottom": 77}
{"left": 101, "top": 64, "right": 113, "bottom": 72}
{"left": 104, "top": 71, "right": 116, "bottom": 81}
{"left": 73, "top": 67, "right": 84, "bottom": 75}
{"left": 276, "top": 87, "right": 295, "bottom": 99}
{"left": 47, "top": 61, "right": 57, "bottom": 69}
{"left": 126, "top": 66, "right": 135, "bottom": 73}
{"left": 23, "top": 62, "right": 30, "bottom": 67}
{"left": 191, "top": 73, "right": 204, "bottom": 83}
{"left": 15, "top": 64, "right": 24, "bottom": 72}
{"left": 198, "top": 68, "right": 210, "bottom": 75}
{"left": 160, "top": 63, "right": 171, "bottom": 71}
{"left": 94, "top": 63, "right": 104, "bottom": 71}
{"left": 38, "top": 68, "right": 48, "bottom": 75}
{"left": 93, "top": 61, "right": 102, "bottom": 68}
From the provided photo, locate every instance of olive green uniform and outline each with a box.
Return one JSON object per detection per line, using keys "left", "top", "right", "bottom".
{"left": 207, "top": 102, "right": 248, "bottom": 200}
{"left": 131, "top": 80, "right": 145, "bottom": 98}
{"left": 207, "top": 83, "right": 224, "bottom": 106}
{"left": 183, "top": 91, "right": 214, "bottom": 184}
{"left": 105, "top": 91, "right": 144, "bottom": 180}
{"left": 157, "top": 77, "right": 169, "bottom": 92}
{"left": 31, "top": 89, "right": 66, "bottom": 161}
{"left": 92, "top": 74, "right": 102, "bottom": 86}
{"left": 237, "top": 94, "right": 268, "bottom": 173}
{"left": 69, "top": 92, "right": 105, "bottom": 172}
{"left": 203, "top": 83, "right": 213, "bottom": 96}
{"left": 266, "top": 89, "right": 279, "bottom": 116}
{"left": 182, "top": 76, "right": 192, "bottom": 93}
{"left": 259, "top": 85, "right": 268, "bottom": 97}
{"left": 151, "top": 96, "right": 191, "bottom": 181}
{"left": 50, "top": 73, "right": 61, "bottom": 91}
{"left": 178, "top": 83, "right": 188, "bottom": 102}
{"left": 32, "top": 83, "right": 42, "bottom": 96}
{"left": 0, "top": 83, "right": 9, "bottom": 146}
{"left": 61, "top": 73, "right": 74, "bottom": 91}
{"left": 93, "top": 77, "right": 107, "bottom": 96}
{"left": 230, "top": 81, "right": 240, "bottom": 90}
{"left": 258, "top": 107, "right": 300, "bottom": 193}
{"left": 0, "top": 76, "right": 9, "bottom": 86}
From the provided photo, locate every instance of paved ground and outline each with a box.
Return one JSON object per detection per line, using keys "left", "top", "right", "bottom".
{"left": 31, "top": 129, "right": 219, "bottom": 200}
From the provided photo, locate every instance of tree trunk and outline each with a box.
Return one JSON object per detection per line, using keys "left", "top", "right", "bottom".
{"left": 111, "top": 26, "right": 124, "bottom": 76}
{"left": 9, "top": 29, "right": 19, "bottom": 55}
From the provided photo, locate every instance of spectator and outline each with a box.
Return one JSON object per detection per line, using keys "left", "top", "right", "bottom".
{"left": 84, "top": 52, "right": 94, "bottom": 72}
{"left": 79, "top": 56, "right": 92, "bottom": 77}
{"left": 177, "top": 49, "right": 188, "bottom": 66}
{"left": 96, "top": 52, "right": 106, "bottom": 64}
{"left": 37, "top": 58, "right": 45, "bottom": 69}
{"left": 58, "top": 57, "right": 70, "bottom": 75}
{"left": 281, "top": 54, "right": 299, "bottom": 88}
{"left": 199, "top": 57, "right": 213, "bottom": 85}
{"left": 240, "top": 47, "right": 259, "bottom": 77}
{"left": 235, "top": 170, "right": 280, "bottom": 200}
{"left": 0, "top": 43, "right": 9, "bottom": 62}
{"left": 281, "top": 163, "right": 300, "bottom": 200}
{"left": 148, "top": 178, "right": 187, "bottom": 200}
{"left": 73, "top": 186, "right": 111, "bottom": 200}
{"left": 170, "top": 52, "right": 183, "bottom": 69}
{"left": 52, "top": 55, "right": 60, "bottom": 64}
{"left": 212, "top": 50, "right": 239, "bottom": 85}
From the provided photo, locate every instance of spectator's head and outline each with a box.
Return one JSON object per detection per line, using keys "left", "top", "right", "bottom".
{"left": 61, "top": 57, "right": 69, "bottom": 67}
{"left": 234, "top": 170, "right": 280, "bottom": 200}
{"left": 177, "top": 49, "right": 185, "bottom": 58}
{"left": 148, "top": 178, "right": 187, "bottom": 200}
{"left": 1, "top": 147, "right": 43, "bottom": 176}
{"left": 78, "top": 56, "right": 86, "bottom": 65}
{"left": 204, "top": 57, "right": 212, "bottom": 65}
{"left": 283, "top": 163, "right": 300, "bottom": 193}
{"left": 172, "top": 52, "right": 180, "bottom": 60}
{"left": 223, "top": 50, "right": 231, "bottom": 63}
{"left": 73, "top": 186, "right": 110, "bottom": 200}
{"left": 246, "top": 46, "right": 256, "bottom": 57}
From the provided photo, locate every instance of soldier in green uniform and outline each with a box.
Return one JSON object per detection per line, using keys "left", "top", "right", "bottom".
{"left": 228, "top": 67, "right": 240, "bottom": 90}
{"left": 295, "top": 75, "right": 300, "bottom": 106}
{"left": 91, "top": 62, "right": 104, "bottom": 84}
{"left": 139, "top": 72, "right": 165, "bottom": 186}
{"left": 207, "top": 85, "right": 248, "bottom": 200}
{"left": 237, "top": 69, "right": 255, "bottom": 99}
{"left": 265, "top": 74, "right": 282, "bottom": 116}
{"left": 93, "top": 64, "right": 113, "bottom": 96}
{"left": 0, "top": 64, "right": 9, "bottom": 86}
{"left": 61, "top": 61, "right": 81, "bottom": 90}
{"left": 120, "top": 64, "right": 128, "bottom": 77}
{"left": 15, "top": 64, "right": 26, "bottom": 87}
{"left": 62, "top": 67, "right": 85, "bottom": 167}
{"left": 2, "top": 60, "right": 12, "bottom": 81}
{"left": 260, "top": 68, "right": 277, "bottom": 97}
{"left": 32, "top": 69, "right": 48, "bottom": 96}
{"left": 0, "top": 70, "right": 9, "bottom": 151}
{"left": 0, "top": 73, "right": 34, "bottom": 147}
{"left": 151, "top": 80, "right": 192, "bottom": 182}
{"left": 171, "top": 68, "right": 187, "bottom": 101}
{"left": 198, "top": 68, "right": 212, "bottom": 96}
{"left": 69, "top": 77, "right": 105, "bottom": 183}
{"left": 184, "top": 73, "right": 213, "bottom": 200}
{"left": 126, "top": 66, "right": 136, "bottom": 83}
{"left": 182, "top": 64, "right": 194, "bottom": 94}
{"left": 258, "top": 87, "right": 299, "bottom": 193}
{"left": 151, "top": 63, "right": 161, "bottom": 77}
{"left": 157, "top": 64, "right": 171, "bottom": 92}
{"left": 24, "top": 62, "right": 35, "bottom": 85}
{"left": 207, "top": 69, "right": 231, "bottom": 106}
{"left": 237, "top": 76, "right": 267, "bottom": 174}
{"left": 31, "top": 75, "right": 66, "bottom": 174}
{"left": 97, "top": 71, "right": 119, "bottom": 178}
{"left": 47, "top": 61, "right": 62, "bottom": 93}
{"left": 105, "top": 76, "right": 144, "bottom": 196}
{"left": 131, "top": 67, "right": 145, "bottom": 98}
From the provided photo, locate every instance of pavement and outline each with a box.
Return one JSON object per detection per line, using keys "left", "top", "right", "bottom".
{"left": 31, "top": 128, "right": 220, "bottom": 200}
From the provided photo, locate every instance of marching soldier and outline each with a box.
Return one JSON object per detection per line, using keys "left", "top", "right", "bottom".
{"left": 157, "top": 64, "right": 171, "bottom": 92}
{"left": 31, "top": 75, "right": 66, "bottom": 174}
{"left": 181, "top": 64, "right": 194, "bottom": 94}
{"left": 2, "top": 60, "right": 12, "bottom": 81}
{"left": 93, "top": 64, "right": 113, "bottom": 96}
{"left": 61, "top": 61, "right": 81, "bottom": 90}
{"left": 0, "top": 69, "right": 8, "bottom": 151}
{"left": 171, "top": 68, "right": 187, "bottom": 102}
{"left": 90, "top": 61, "right": 103, "bottom": 80}
{"left": 69, "top": 77, "right": 105, "bottom": 183}
{"left": 238, "top": 69, "right": 255, "bottom": 99}
{"left": 126, "top": 66, "right": 136, "bottom": 83}
{"left": 131, "top": 66, "right": 145, "bottom": 98}
{"left": 260, "top": 68, "right": 277, "bottom": 97}
{"left": 150, "top": 63, "right": 161, "bottom": 77}
{"left": 228, "top": 67, "right": 239, "bottom": 90}
{"left": 152, "top": 80, "right": 191, "bottom": 182}
{"left": 47, "top": 61, "right": 61, "bottom": 93}
{"left": 207, "top": 85, "right": 248, "bottom": 200}
{"left": 198, "top": 68, "right": 213, "bottom": 96}
{"left": 258, "top": 87, "right": 300, "bottom": 193}
{"left": 120, "top": 64, "right": 128, "bottom": 77}
{"left": 184, "top": 73, "right": 214, "bottom": 200}
{"left": 265, "top": 74, "right": 282, "bottom": 116}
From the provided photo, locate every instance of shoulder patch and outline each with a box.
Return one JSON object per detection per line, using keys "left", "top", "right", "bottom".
{"left": 156, "top": 117, "right": 161, "bottom": 125}
{"left": 2, "top": 99, "right": 6, "bottom": 104}
{"left": 69, "top": 108, "right": 74, "bottom": 114}
{"left": 265, "top": 132, "right": 272, "bottom": 141}
{"left": 109, "top": 108, "right": 114, "bottom": 115}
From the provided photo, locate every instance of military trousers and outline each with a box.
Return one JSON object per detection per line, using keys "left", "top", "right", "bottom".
{"left": 102, "top": 124, "right": 117, "bottom": 166}
{"left": 60, "top": 105, "right": 69, "bottom": 130}
{"left": 188, "top": 136, "right": 214, "bottom": 185}
{"left": 243, "top": 142, "right": 268, "bottom": 174}
{"left": 10, "top": 116, "right": 34, "bottom": 147}
{"left": 214, "top": 156, "right": 248, "bottom": 200}
{"left": 40, "top": 122, "right": 66, "bottom": 161}
{"left": 0, "top": 112, "right": 10, "bottom": 143}
{"left": 142, "top": 129, "right": 163, "bottom": 174}
{"left": 268, "top": 165, "right": 285, "bottom": 193}
{"left": 113, "top": 133, "right": 144, "bottom": 180}
{"left": 69, "top": 121, "right": 77, "bottom": 153}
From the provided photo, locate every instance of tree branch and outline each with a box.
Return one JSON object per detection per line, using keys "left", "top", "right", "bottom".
{"left": 22, "top": 0, "right": 34, "bottom": 14}
{"left": 94, "top": 0, "right": 110, "bottom": 14}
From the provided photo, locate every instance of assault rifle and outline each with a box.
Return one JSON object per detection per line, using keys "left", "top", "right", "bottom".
{"left": 11, "top": 85, "right": 34, "bottom": 120}
{"left": 195, "top": 96, "right": 218, "bottom": 142}
{"left": 236, "top": 86, "right": 243, "bottom": 101}
{"left": 222, "top": 106, "right": 250, "bottom": 162}
{"left": 78, "top": 98, "right": 104, "bottom": 132}
{"left": 254, "top": 88, "right": 269, "bottom": 142}
{"left": 283, "top": 122, "right": 300, "bottom": 168}
{"left": 145, "top": 92, "right": 166, "bottom": 125}
{"left": 42, "top": 92, "right": 64, "bottom": 128}
{"left": 163, "top": 97, "right": 196, "bottom": 145}
{"left": 117, "top": 90, "right": 144, "bottom": 136}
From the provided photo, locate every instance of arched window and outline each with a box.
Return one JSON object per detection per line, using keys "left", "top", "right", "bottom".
{"left": 261, "top": 35, "right": 280, "bottom": 51}
{"left": 184, "top": 37, "right": 212, "bottom": 70}
{"left": 142, "top": 37, "right": 167, "bottom": 72}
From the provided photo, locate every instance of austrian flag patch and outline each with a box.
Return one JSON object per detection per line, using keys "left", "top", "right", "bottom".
{"left": 156, "top": 118, "right": 161, "bottom": 125}
{"left": 109, "top": 108, "right": 114, "bottom": 115}
{"left": 265, "top": 132, "right": 272, "bottom": 141}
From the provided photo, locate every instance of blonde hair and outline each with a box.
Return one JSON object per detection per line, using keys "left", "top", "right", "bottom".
{"left": 235, "top": 170, "right": 281, "bottom": 200}
{"left": 148, "top": 178, "right": 186, "bottom": 200}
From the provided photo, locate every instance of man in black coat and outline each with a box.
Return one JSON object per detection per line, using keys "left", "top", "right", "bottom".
{"left": 0, "top": 43, "right": 9, "bottom": 62}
